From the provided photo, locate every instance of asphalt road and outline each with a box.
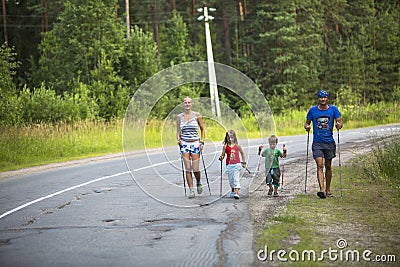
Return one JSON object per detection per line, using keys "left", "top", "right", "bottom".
{"left": 0, "top": 124, "right": 399, "bottom": 267}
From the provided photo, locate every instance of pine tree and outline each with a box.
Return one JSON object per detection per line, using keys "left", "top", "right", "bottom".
{"left": 30, "top": 0, "right": 125, "bottom": 93}
{"left": 256, "top": 0, "right": 323, "bottom": 112}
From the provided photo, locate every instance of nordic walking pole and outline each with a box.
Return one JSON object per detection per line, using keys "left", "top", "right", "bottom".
{"left": 305, "top": 131, "right": 310, "bottom": 193}
{"left": 220, "top": 159, "right": 223, "bottom": 196}
{"left": 201, "top": 151, "right": 212, "bottom": 195}
{"left": 281, "top": 144, "right": 285, "bottom": 190}
{"left": 337, "top": 128, "right": 343, "bottom": 198}
{"left": 256, "top": 156, "right": 261, "bottom": 175}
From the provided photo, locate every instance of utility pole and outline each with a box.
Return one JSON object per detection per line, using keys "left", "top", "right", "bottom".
{"left": 197, "top": 6, "right": 221, "bottom": 120}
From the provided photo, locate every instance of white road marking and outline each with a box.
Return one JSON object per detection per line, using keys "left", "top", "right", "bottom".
{"left": 0, "top": 171, "right": 129, "bottom": 220}
{"left": 0, "top": 160, "right": 176, "bottom": 220}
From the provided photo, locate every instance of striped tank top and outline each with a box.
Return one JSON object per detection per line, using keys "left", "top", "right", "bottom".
{"left": 180, "top": 112, "right": 200, "bottom": 141}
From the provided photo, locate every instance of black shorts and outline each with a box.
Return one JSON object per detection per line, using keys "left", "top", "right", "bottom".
{"left": 312, "top": 142, "right": 336, "bottom": 159}
{"left": 266, "top": 168, "right": 281, "bottom": 187}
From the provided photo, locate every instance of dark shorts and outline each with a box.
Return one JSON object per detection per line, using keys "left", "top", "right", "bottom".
{"left": 266, "top": 168, "right": 281, "bottom": 188}
{"left": 312, "top": 142, "right": 336, "bottom": 159}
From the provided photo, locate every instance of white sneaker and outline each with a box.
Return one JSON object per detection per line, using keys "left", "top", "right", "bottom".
{"left": 234, "top": 194, "right": 240, "bottom": 199}
{"left": 188, "top": 191, "right": 195, "bottom": 199}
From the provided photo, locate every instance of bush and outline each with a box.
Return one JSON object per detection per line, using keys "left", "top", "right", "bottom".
{"left": 359, "top": 135, "right": 400, "bottom": 195}
{"left": 17, "top": 83, "right": 97, "bottom": 124}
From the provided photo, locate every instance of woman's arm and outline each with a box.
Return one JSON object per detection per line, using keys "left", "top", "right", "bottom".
{"left": 196, "top": 112, "right": 205, "bottom": 143}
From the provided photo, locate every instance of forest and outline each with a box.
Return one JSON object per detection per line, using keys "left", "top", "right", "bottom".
{"left": 1, "top": 0, "right": 399, "bottom": 125}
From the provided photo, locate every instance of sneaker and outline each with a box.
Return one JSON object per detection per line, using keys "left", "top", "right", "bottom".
{"left": 197, "top": 183, "right": 203, "bottom": 194}
{"left": 317, "top": 191, "right": 326, "bottom": 199}
{"left": 188, "top": 191, "right": 195, "bottom": 199}
{"left": 273, "top": 191, "right": 279, "bottom": 197}
{"left": 234, "top": 193, "right": 240, "bottom": 199}
{"left": 268, "top": 188, "right": 273, "bottom": 196}
{"left": 230, "top": 192, "right": 235, "bottom": 198}
{"left": 326, "top": 192, "right": 333, "bottom": 197}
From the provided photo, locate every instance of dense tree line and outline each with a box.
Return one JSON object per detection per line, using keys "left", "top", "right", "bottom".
{"left": 0, "top": 0, "right": 399, "bottom": 125}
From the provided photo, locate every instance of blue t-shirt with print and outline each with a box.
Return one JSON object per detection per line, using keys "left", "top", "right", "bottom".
{"left": 306, "top": 105, "right": 341, "bottom": 143}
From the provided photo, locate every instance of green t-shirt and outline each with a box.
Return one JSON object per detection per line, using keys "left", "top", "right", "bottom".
{"left": 261, "top": 147, "right": 282, "bottom": 169}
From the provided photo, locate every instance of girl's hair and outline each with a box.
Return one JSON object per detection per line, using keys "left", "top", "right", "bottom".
{"left": 268, "top": 135, "right": 278, "bottom": 145}
{"left": 223, "top": 130, "right": 238, "bottom": 145}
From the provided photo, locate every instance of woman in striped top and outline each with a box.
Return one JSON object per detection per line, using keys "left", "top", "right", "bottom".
{"left": 176, "top": 96, "right": 205, "bottom": 199}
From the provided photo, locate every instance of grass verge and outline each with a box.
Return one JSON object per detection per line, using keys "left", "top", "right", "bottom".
{"left": 1, "top": 102, "right": 399, "bottom": 172}
{"left": 255, "top": 146, "right": 400, "bottom": 266}
{"left": 0, "top": 120, "right": 124, "bottom": 172}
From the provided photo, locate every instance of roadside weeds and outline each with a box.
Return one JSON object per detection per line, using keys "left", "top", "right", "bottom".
{"left": 250, "top": 142, "right": 400, "bottom": 266}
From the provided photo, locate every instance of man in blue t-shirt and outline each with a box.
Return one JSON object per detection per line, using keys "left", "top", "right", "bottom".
{"left": 304, "top": 90, "right": 343, "bottom": 199}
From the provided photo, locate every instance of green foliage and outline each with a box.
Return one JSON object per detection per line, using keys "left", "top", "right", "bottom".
{"left": 256, "top": 0, "right": 323, "bottom": 109}
{"left": 359, "top": 136, "right": 400, "bottom": 194}
{"left": 0, "top": 44, "right": 20, "bottom": 125}
{"left": 0, "top": 44, "right": 19, "bottom": 96}
{"left": 159, "top": 11, "right": 189, "bottom": 68}
{"left": 0, "top": 120, "right": 123, "bottom": 171}
{"left": 375, "top": 1, "right": 400, "bottom": 96}
{"left": 88, "top": 51, "right": 129, "bottom": 120}
{"left": 119, "top": 25, "right": 159, "bottom": 93}
{"left": 393, "top": 85, "right": 400, "bottom": 102}
{"left": 17, "top": 84, "right": 87, "bottom": 124}
{"left": 30, "top": 0, "right": 125, "bottom": 93}
{"left": 336, "top": 85, "right": 362, "bottom": 106}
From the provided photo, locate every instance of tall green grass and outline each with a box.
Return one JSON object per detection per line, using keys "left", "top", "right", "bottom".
{"left": 357, "top": 135, "right": 400, "bottom": 195}
{"left": 1, "top": 102, "right": 399, "bottom": 172}
{"left": 0, "top": 120, "right": 123, "bottom": 171}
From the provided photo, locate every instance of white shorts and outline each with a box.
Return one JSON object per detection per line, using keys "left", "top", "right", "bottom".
{"left": 180, "top": 141, "right": 201, "bottom": 154}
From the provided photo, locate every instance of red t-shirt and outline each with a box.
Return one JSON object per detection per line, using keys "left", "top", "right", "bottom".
{"left": 225, "top": 144, "right": 240, "bottom": 165}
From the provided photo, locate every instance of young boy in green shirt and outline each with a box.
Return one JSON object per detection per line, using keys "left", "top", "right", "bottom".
{"left": 261, "top": 135, "right": 287, "bottom": 197}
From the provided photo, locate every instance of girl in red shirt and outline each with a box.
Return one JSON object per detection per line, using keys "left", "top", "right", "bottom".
{"left": 219, "top": 130, "right": 247, "bottom": 199}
